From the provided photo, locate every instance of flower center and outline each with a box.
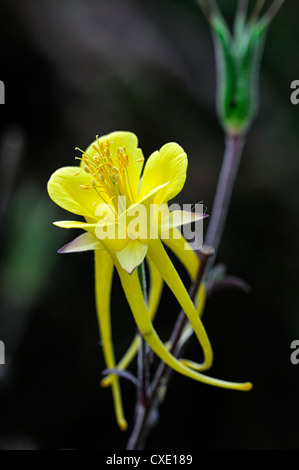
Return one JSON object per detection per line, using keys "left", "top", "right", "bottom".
{"left": 76, "top": 138, "right": 142, "bottom": 213}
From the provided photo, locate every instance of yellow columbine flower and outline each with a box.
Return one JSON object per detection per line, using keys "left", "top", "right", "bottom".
{"left": 47, "top": 131, "right": 252, "bottom": 430}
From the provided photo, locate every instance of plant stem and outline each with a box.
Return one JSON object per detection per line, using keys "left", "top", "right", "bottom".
{"left": 126, "top": 132, "right": 245, "bottom": 450}
{"left": 149, "top": 246, "right": 214, "bottom": 397}
{"left": 127, "top": 263, "right": 151, "bottom": 450}
{"left": 204, "top": 133, "right": 245, "bottom": 274}
{"left": 137, "top": 263, "right": 150, "bottom": 403}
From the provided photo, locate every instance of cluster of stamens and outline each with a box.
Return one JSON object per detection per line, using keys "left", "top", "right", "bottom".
{"left": 75, "top": 138, "right": 143, "bottom": 209}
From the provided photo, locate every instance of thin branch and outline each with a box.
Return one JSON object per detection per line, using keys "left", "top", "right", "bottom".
{"left": 102, "top": 369, "right": 138, "bottom": 387}
{"left": 126, "top": 263, "right": 151, "bottom": 450}
{"left": 251, "top": 0, "right": 266, "bottom": 22}
{"left": 196, "top": 0, "right": 221, "bottom": 21}
{"left": 204, "top": 134, "right": 245, "bottom": 274}
{"left": 206, "top": 275, "right": 252, "bottom": 296}
{"left": 260, "top": 0, "right": 285, "bottom": 26}
{"left": 208, "top": 0, "right": 221, "bottom": 16}
{"left": 149, "top": 246, "right": 215, "bottom": 399}
{"left": 237, "top": 0, "right": 248, "bottom": 18}
{"left": 126, "top": 247, "right": 215, "bottom": 450}
{"left": 126, "top": 133, "right": 246, "bottom": 450}
{"left": 137, "top": 262, "right": 150, "bottom": 404}
{"left": 196, "top": 0, "right": 210, "bottom": 20}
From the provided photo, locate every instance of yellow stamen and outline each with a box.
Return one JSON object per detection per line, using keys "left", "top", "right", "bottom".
{"left": 76, "top": 138, "right": 144, "bottom": 214}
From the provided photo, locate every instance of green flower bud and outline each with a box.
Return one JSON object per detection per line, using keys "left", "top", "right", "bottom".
{"left": 198, "top": 0, "right": 285, "bottom": 135}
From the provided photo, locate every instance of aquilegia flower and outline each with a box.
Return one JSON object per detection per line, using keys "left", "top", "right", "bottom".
{"left": 48, "top": 131, "right": 252, "bottom": 430}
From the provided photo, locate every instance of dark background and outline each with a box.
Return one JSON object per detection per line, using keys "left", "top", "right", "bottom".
{"left": 0, "top": 0, "right": 298, "bottom": 450}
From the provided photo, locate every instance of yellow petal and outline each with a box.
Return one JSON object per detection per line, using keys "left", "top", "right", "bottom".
{"left": 124, "top": 182, "right": 169, "bottom": 216}
{"left": 160, "top": 210, "right": 206, "bottom": 234}
{"left": 117, "top": 182, "right": 169, "bottom": 242}
{"left": 106, "top": 229, "right": 205, "bottom": 386}
{"left": 113, "top": 254, "right": 252, "bottom": 391}
{"left": 162, "top": 227, "right": 199, "bottom": 280}
{"left": 84, "top": 131, "right": 144, "bottom": 201}
{"left": 116, "top": 240, "right": 148, "bottom": 274}
{"left": 53, "top": 220, "right": 98, "bottom": 240}
{"left": 101, "top": 257, "right": 163, "bottom": 388}
{"left": 147, "top": 257, "right": 164, "bottom": 320}
{"left": 58, "top": 232, "right": 104, "bottom": 253}
{"left": 163, "top": 230, "right": 207, "bottom": 358}
{"left": 101, "top": 337, "right": 140, "bottom": 388}
{"left": 54, "top": 220, "right": 97, "bottom": 229}
{"left": 196, "top": 282, "right": 206, "bottom": 316}
{"left": 178, "top": 283, "right": 206, "bottom": 350}
{"left": 47, "top": 166, "right": 102, "bottom": 219}
{"left": 94, "top": 250, "right": 127, "bottom": 431}
{"left": 138, "top": 143, "right": 187, "bottom": 204}
{"left": 147, "top": 239, "right": 212, "bottom": 372}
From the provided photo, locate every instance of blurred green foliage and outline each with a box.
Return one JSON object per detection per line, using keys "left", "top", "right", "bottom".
{"left": 1, "top": 182, "right": 59, "bottom": 308}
